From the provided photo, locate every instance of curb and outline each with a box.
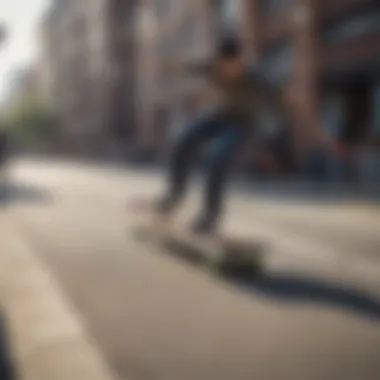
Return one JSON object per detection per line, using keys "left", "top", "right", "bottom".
{"left": 0, "top": 212, "right": 119, "bottom": 380}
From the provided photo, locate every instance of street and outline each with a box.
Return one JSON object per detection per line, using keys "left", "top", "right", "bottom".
{"left": 5, "top": 158, "right": 380, "bottom": 380}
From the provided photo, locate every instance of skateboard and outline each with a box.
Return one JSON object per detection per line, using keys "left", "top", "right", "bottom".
{"left": 129, "top": 202, "right": 265, "bottom": 276}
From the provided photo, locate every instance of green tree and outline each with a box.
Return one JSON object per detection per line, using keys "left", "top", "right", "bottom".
{"left": 7, "top": 98, "right": 61, "bottom": 144}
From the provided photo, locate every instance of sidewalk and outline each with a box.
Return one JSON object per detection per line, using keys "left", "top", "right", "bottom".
{"left": 11, "top": 156, "right": 380, "bottom": 217}
{"left": 0, "top": 211, "right": 118, "bottom": 380}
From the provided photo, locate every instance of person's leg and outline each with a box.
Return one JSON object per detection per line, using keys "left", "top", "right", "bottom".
{"left": 156, "top": 113, "right": 219, "bottom": 214}
{"left": 192, "top": 125, "right": 245, "bottom": 233}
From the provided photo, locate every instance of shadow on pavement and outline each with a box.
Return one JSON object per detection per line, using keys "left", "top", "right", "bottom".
{"left": 0, "top": 180, "right": 53, "bottom": 205}
{"left": 143, "top": 235, "right": 380, "bottom": 322}
{"left": 226, "top": 271, "right": 380, "bottom": 322}
{"left": 145, "top": 240, "right": 380, "bottom": 322}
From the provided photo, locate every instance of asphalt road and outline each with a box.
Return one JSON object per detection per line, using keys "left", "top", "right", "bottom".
{"left": 6, "top": 158, "right": 380, "bottom": 380}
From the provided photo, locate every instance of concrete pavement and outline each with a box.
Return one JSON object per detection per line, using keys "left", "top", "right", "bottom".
{"left": 5, "top": 158, "right": 380, "bottom": 380}
{"left": 0, "top": 211, "right": 118, "bottom": 380}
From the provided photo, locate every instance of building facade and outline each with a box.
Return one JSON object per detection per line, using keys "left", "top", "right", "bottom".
{"left": 315, "top": 0, "right": 380, "bottom": 180}
{"left": 41, "top": 0, "right": 137, "bottom": 156}
{"left": 136, "top": 0, "right": 380, "bottom": 179}
{"left": 135, "top": 0, "right": 216, "bottom": 158}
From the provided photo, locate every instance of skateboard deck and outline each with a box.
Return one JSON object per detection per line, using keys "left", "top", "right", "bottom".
{"left": 130, "top": 213, "right": 265, "bottom": 276}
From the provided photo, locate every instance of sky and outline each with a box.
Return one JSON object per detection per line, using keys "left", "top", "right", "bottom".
{"left": 0, "top": 0, "right": 50, "bottom": 101}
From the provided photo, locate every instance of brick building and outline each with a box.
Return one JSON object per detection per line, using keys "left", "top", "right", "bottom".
{"left": 251, "top": 0, "right": 380, "bottom": 176}
{"left": 41, "top": 0, "right": 137, "bottom": 156}
{"left": 135, "top": 0, "right": 215, "bottom": 158}
{"left": 136, "top": 0, "right": 380, "bottom": 179}
{"left": 135, "top": 0, "right": 157, "bottom": 154}
{"left": 107, "top": 0, "right": 137, "bottom": 156}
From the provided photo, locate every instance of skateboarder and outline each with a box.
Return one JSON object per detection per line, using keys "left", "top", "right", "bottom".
{"left": 152, "top": 35, "right": 294, "bottom": 234}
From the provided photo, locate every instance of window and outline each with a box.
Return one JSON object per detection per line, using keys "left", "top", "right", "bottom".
{"left": 260, "top": 41, "right": 293, "bottom": 87}
{"left": 156, "top": 37, "right": 176, "bottom": 57}
{"left": 182, "top": 16, "right": 196, "bottom": 46}
{"left": 214, "top": 0, "right": 243, "bottom": 30}
{"left": 137, "top": 6, "right": 156, "bottom": 40}
{"left": 322, "top": 10, "right": 380, "bottom": 45}
{"left": 71, "top": 15, "right": 86, "bottom": 38}
{"left": 181, "top": 14, "right": 199, "bottom": 52}
{"left": 156, "top": 0, "right": 174, "bottom": 20}
{"left": 158, "top": 65, "right": 174, "bottom": 91}
{"left": 322, "top": 92, "right": 346, "bottom": 139}
{"left": 219, "top": 0, "right": 242, "bottom": 22}
{"left": 259, "top": 0, "right": 291, "bottom": 17}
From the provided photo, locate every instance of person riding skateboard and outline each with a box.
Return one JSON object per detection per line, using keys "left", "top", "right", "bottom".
{"left": 152, "top": 34, "right": 294, "bottom": 234}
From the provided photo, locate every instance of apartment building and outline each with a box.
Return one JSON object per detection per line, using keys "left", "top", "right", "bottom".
{"left": 315, "top": 0, "right": 380, "bottom": 179}
{"left": 136, "top": 0, "right": 379, "bottom": 178}
{"left": 134, "top": 0, "right": 291, "bottom": 159}
{"left": 135, "top": 0, "right": 157, "bottom": 154}
{"left": 106, "top": 0, "right": 137, "bottom": 156}
{"left": 135, "top": 0, "right": 216, "bottom": 157}
{"left": 41, "top": 0, "right": 137, "bottom": 156}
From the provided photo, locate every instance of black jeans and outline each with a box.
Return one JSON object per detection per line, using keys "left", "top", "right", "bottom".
{"left": 160, "top": 113, "right": 245, "bottom": 226}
